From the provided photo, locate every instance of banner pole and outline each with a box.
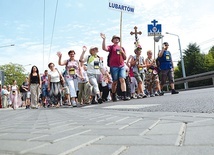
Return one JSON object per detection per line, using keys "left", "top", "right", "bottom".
{"left": 120, "top": 11, "right": 122, "bottom": 47}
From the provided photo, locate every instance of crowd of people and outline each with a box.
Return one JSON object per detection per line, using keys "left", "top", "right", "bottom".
{"left": 0, "top": 34, "right": 179, "bottom": 109}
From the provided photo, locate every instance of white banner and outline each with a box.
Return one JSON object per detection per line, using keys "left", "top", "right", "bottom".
{"left": 109, "top": 1, "right": 135, "bottom": 14}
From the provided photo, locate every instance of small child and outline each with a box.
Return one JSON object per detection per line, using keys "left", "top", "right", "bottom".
{"left": 1, "top": 85, "right": 9, "bottom": 108}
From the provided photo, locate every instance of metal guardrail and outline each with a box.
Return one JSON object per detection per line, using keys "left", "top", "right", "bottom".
{"left": 174, "top": 70, "right": 214, "bottom": 89}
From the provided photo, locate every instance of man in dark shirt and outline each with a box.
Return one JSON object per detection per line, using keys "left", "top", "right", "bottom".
{"left": 158, "top": 42, "right": 179, "bottom": 94}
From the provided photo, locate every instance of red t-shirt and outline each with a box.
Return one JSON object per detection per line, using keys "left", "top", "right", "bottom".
{"left": 107, "top": 44, "right": 125, "bottom": 67}
{"left": 129, "top": 67, "right": 134, "bottom": 77}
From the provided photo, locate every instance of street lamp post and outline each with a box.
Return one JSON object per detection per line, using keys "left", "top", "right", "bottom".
{"left": 154, "top": 35, "right": 164, "bottom": 51}
{"left": 166, "top": 32, "right": 187, "bottom": 89}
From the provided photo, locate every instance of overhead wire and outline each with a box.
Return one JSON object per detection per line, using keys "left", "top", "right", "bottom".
{"left": 199, "top": 38, "right": 214, "bottom": 46}
{"left": 48, "top": 0, "right": 59, "bottom": 63}
{"left": 43, "top": 0, "right": 46, "bottom": 71}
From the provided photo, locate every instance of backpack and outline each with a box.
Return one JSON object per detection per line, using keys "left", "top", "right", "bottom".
{"left": 107, "top": 46, "right": 113, "bottom": 67}
{"left": 87, "top": 55, "right": 100, "bottom": 64}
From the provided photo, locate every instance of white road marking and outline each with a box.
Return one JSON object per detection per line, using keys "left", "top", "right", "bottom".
{"left": 139, "top": 119, "right": 161, "bottom": 136}
{"left": 81, "top": 105, "right": 99, "bottom": 108}
{"left": 111, "top": 146, "right": 129, "bottom": 155}
{"left": 105, "top": 117, "right": 130, "bottom": 125}
{"left": 59, "top": 136, "right": 105, "bottom": 155}
{"left": 119, "top": 118, "right": 143, "bottom": 130}
{"left": 103, "top": 104, "right": 160, "bottom": 109}
{"left": 175, "top": 122, "right": 187, "bottom": 146}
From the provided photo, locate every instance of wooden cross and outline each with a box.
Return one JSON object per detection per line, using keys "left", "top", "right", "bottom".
{"left": 130, "top": 26, "right": 142, "bottom": 46}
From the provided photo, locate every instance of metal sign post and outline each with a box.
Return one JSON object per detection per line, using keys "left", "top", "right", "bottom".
{"left": 148, "top": 19, "right": 162, "bottom": 59}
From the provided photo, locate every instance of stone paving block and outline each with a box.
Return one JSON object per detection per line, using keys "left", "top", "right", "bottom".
{"left": 30, "top": 129, "right": 91, "bottom": 143}
{"left": 159, "top": 115, "right": 207, "bottom": 123}
{"left": 2, "top": 128, "right": 35, "bottom": 134}
{"left": 125, "top": 119, "right": 160, "bottom": 129}
{"left": 122, "top": 146, "right": 214, "bottom": 155}
{"left": 185, "top": 125, "right": 214, "bottom": 145}
{"left": 146, "top": 122, "right": 181, "bottom": 135}
{"left": 71, "top": 144, "right": 125, "bottom": 155}
{"left": 24, "top": 135, "right": 102, "bottom": 155}
{"left": 78, "top": 124, "right": 123, "bottom": 129}
{"left": 95, "top": 135, "right": 177, "bottom": 145}
{"left": 81, "top": 128, "right": 144, "bottom": 136}
{"left": 31, "top": 123, "right": 79, "bottom": 134}
{"left": 188, "top": 119, "right": 214, "bottom": 127}
{"left": 0, "top": 133, "right": 47, "bottom": 141}
{"left": 0, "top": 139, "right": 47, "bottom": 153}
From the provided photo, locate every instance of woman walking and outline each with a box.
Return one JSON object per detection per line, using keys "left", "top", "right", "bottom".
{"left": 29, "top": 66, "right": 41, "bottom": 109}
{"left": 57, "top": 50, "right": 82, "bottom": 107}
{"left": 48, "top": 63, "right": 64, "bottom": 108}
{"left": 10, "top": 80, "right": 22, "bottom": 109}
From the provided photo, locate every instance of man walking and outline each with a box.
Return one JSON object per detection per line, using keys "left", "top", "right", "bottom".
{"left": 158, "top": 42, "right": 179, "bottom": 94}
{"left": 100, "top": 33, "right": 130, "bottom": 101}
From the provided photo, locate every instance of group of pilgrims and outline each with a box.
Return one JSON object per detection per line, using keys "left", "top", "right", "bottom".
{"left": 1, "top": 33, "right": 179, "bottom": 109}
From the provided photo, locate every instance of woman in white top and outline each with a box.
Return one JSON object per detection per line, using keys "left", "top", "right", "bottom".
{"left": 79, "top": 46, "right": 110, "bottom": 104}
{"left": 48, "top": 63, "right": 64, "bottom": 108}
{"left": 10, "top": 80, "right": 22, "bottom": 109}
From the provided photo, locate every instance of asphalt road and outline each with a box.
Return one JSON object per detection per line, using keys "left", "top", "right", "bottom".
{"left": 88, "top": 87, "right": 214, "bottom": 113}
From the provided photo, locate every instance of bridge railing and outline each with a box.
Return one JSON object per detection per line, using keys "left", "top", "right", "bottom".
{"left": 174, "top": 70, "right": 214, "bottom": 89}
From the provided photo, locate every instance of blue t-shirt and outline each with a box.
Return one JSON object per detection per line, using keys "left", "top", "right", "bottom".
{"left": 159, "top": 50, "right": 173, "bottom": 70}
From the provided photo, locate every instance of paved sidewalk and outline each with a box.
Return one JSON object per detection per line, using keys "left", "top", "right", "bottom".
{"left": 0, "top": 106, "right": 214, "bottom": 155}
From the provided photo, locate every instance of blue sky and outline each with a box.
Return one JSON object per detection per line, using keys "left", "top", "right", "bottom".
{"left": 1, "top": 0, "right": 214, "bottom": 73}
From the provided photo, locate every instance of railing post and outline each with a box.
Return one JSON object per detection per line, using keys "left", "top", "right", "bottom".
{"left": 185, "top": 81, "right": 189, "bottom": 89}
{"left": 212, "top": 77, "right": 214, "bottom": 86}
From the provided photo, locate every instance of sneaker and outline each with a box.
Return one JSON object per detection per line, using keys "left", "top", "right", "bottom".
{"left": 171, "top": 89, "right": 179, "bottom": 94}
{"left": 154, "top": 92, "right": 159, "bottom": 96}
{"left": 142, "top": 94, "right": 147, "bottom": 98}
{"left": 91, "top": 99, "right": 98, "bottom": 104}
{"left": 98, "top": 98, "right": 103, "bottom": 104}
{"left": 137, "top": 94, "right": 142, "bottom": 99}
{"left": 71, "top": 101, "right": 77, "bottom": 107}
{"left": 122, "top": 96, "right": 130, "bottom": 101}
{"left": 112, "top": 94, "right": 119, "bottom": 102}
{"left": 132, "top": 94, "right": 137, "bottom": 99}
{"left": 158, "top": 91, "right": 164, "bottom": 96}
{"left": 150, "top": 94, "right": 155, "bottom": 97}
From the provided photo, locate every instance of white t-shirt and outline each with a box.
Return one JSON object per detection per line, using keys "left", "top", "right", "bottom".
{"left": 84, "top": 55, "right": 103, "bottom": 75}
{"left": 49, "top": 70, "right": 60, "bottom": 82}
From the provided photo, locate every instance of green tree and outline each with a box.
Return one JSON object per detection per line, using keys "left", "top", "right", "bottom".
{"left": 183, "top": 43, "right": 206, "bottom": 75}
{"left": 204, "top": 46, "right": 214, "bottom": 71}
{"left": 175, "top": 43, "right": 214, "bottom": 88}
{"left": 0, "top": 63, "right": 26, "bottom": 86}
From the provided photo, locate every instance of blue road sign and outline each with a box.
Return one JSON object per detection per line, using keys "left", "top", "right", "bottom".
{"left": 148, "top": 19, "right": 162, "bottom": 36}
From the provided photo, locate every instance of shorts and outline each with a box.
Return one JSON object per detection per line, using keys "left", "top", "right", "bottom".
{"left": 42, "top": 87, "right": 49, "bottom": 97}
{"left": 110, "top": 66, "right": 126, "bottom": 82}
{"left": 134, "top": 72, "right": 145, "bottom": 83}
{"left": 160, "top": 69, "right": 174, "bottom": 85}
{"left": 22, "top": 92, "right": 27, "bottom": 101}
{"left": 63, "top": 86, "right": 70, "bottom": 95}
{"left": 27, "top": 92, "right": 31, "bottom": 99}
{"left": 145, "top": 72, "right": 159, "bottom": 85}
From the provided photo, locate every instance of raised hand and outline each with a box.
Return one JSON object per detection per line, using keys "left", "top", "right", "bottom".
{"left": 56, "top": 51, "right": 62, "bottom": 57}
{"left": 100, "top": 33, "right": 106, "bottom": 39}
{"left": 82, "top": 46, "right": 87, "bottom": 52}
